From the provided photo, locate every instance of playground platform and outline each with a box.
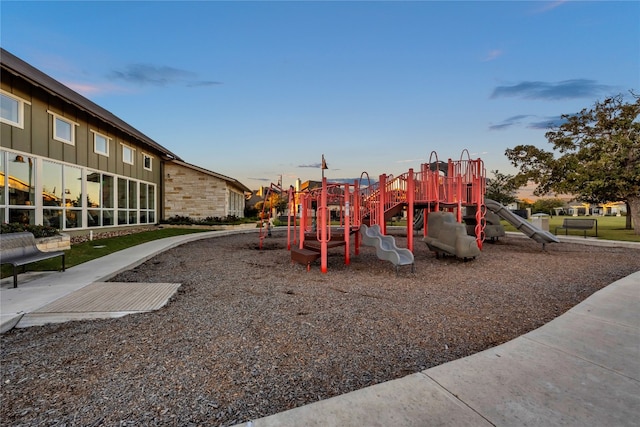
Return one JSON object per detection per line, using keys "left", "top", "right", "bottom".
{"left": 1, "top": 230, "right": 638, "bottom": 426}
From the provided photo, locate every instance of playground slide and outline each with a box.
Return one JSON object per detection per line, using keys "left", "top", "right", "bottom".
{"left": 485, "top": 199, "right": 559, "bottom": 245}
{"left": 413, "top": 210, "right": 424, "bottom": 229}
{"left": 360, "top": 224, "right": 414, "bottom": 271}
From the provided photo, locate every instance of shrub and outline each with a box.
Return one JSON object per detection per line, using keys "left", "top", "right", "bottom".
{"left": 0, "top": 223, "right": 60, "bottom": 237}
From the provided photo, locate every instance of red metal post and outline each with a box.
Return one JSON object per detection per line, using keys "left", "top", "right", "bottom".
{"left": 287, "top": 187, "right": 293, "bottom": 250}
{"left": 320, "top": 177, "right": 328, "bottom": 273}
{"left": 344, "top": 183, "right": 350, "bottom": 265}
{"left": 299, "top": 193, "right": 307, "bottom": 249}
{"left": 407, "top": 168, "right": 414, "bottom": 252}
{"left": 354, "top": 179, "right": 361, "bottom": 255}
{"left": 379, "top": 174, "right": 386, "bottom": 234}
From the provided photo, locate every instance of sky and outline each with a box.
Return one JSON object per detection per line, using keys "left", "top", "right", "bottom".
{"left": 1, "top": 0, "right": 638, "bottom": 190}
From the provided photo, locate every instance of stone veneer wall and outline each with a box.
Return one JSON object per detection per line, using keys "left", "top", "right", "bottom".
{"left": 164, "top": 163, "right": 230, "bottom": 220}
{"left": 36, "top": 234, "right": 71, "bottom": 252}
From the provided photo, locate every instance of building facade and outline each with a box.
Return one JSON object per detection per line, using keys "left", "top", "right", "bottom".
{"left": 164, "top": 160, "right": 250, "bottom": 220}
{"left": 1, "top": 48, "right": 181, "bottom": 233}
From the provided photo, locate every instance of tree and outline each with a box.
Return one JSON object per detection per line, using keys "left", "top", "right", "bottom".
{"left": 505, "top": 93, "right": 640, "bottom": 234}
{"left": 531, "top": 198, "right": 566, "bottom": 216}
{"left": 485, "top": 169, "right": 519, "bottom": 206}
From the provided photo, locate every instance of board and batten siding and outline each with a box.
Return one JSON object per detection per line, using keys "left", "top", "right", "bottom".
{"left": 1, "top": 76, "right": 161, "bottom": 185}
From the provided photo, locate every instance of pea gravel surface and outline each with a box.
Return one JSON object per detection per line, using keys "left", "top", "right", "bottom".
{"left": 2, "top": 230, "right": 639, "bottom": 426}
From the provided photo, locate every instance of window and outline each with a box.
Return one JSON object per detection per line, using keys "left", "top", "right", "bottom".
{"left": 86, "top": 171, "right": 115, "bottom": 228}
{"left": 143, "top": 153, "right": 152, "bottom": 171}
{"left": 122, "top": 144, "right": 134, "bottom": 165}
{"left": 48, "top": 111, "right": 78, "bottom": 145}
{"left": 1, "top": 149, "right": 156, "bottom": 229}
{"left": 42, "top": 160, "right": 63, "bottom": 228}
{"left": 5, "top": 152, "right": 36, "bottom": 225}
{"left": 63, "top": 165, "right": 82, "bottom": 228}
{"left": 1, "top": 90, "right": 30, "bottom": 128}
{"left": 92, "top": 130, "right": 110, "bottom": 156}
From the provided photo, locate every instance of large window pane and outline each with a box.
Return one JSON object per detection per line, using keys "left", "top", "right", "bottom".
{"left": 9, "top": 208, "right": 34, "bottom": 225}
{"left": 0, "top": 151, "right": 5, "bottom": 205}
{"left": 87, "top": 171, "right": 100, "bottom": 208}
{"left": 118, "top": 210, "right": 127, "bottom": 225}
{"left": 8, "top": 154, "right": 34, "bottom": 206}
{"left": 88, "top": 209, "right": 100, "bottom": 227}
{"left": 64, "top": 166, "right": 82, "bottom": 207}
{"left": 148, "top": 184, "right": 155, "bottom": 209}
{"left": 43, "top": 209, "right": 62, "bottom": 228}
{"left": 42, "top": 161, "right": 63, "bottom": 207}
{"left": 140, "top": 183, "right": 148, "bottom": 210}
{"left": 103, "top": 209, "right": 114, "bottom": 226}
{"left": 118, "top": 178, "right": 127, "bottom": 209}
{"left": 102, "top": 175, "right": 114, "bottom": 208}
{"left": 65, "top": 209, "right": 82, "bottom": 228}
{"left": 128, "top": 181, "right": 137, "bottom": 209}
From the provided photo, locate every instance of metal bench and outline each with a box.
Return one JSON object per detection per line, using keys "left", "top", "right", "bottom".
{"left": 1, "top": 232, "right": 66, "bottom": 288}
{"left": 554, "top": 218, "right": 598, "bottom": 238}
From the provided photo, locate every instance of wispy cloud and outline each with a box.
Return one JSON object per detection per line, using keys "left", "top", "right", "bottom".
{"left": 108, "top": 63, "right": 221, "bottom": 87}
{"left": 489, "top": 115, "right": 532, "bottom": 131}
{"left": 533, "top": 1, "right": 568, "bottom": 14}
{"left": 395, "top": 158, "right": 423, "bottom": 164}
{"left": 528, "top": 116, "right": 568, "bottom": 129}
{"left": 490, "top": 114, "right": 568, "bottom": 131}
{"left": 248, "top": 177, "right": 271, "bottom": 182}
{"left": 298, "top": 163, "right": 322, "bottom": 168}
{"left": 63, "top": 81, "right": 129, "bottom": 97}
{"left": 482, "top": 49, "right": 504, "bottom": 62}
{"left": 491, "top": 79, "right": 612, "bottom": 100}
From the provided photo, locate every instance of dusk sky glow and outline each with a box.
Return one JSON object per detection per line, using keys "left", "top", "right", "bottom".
{"left": 2, "top": 1, "right": 638, "bottom": 189}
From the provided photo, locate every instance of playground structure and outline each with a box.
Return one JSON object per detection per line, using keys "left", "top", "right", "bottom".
{"left": 258, "top": 149, "right": 498, "bottom": 273}
{"left": 360, "top": 224, "right": 415, "bottom": 273}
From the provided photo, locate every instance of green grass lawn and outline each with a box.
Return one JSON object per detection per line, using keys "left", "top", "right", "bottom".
{"left": 1, "top": 227, "right": 209, "bottom": 279}
{"left": 391, "top": 215, "right": 638, "bottom": 242}
{"left": 501, "top": 215, "right": 639, "bottom": 242}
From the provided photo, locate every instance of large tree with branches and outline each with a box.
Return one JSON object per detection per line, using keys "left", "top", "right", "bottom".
{"left": 505, "top": 93, "right": 640, "bottom": 234}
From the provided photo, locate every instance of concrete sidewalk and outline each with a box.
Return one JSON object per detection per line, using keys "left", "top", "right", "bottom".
{"left": 1, "top": 230, "right": 639, "bottom": 426}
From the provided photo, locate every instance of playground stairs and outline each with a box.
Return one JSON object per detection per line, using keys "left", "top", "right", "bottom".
{"left": 290, "top": 246, "right": 321, "bottom": 271}
{"left": 363, "top": 203, "right": 405, "bottom": 226}
{"left": 291, "top": 230, "right": 351, "bottom": 270}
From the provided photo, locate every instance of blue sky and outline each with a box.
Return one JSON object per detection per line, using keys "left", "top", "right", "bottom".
{"left": 2, "top": 1, "right": 638, "bottom": 190}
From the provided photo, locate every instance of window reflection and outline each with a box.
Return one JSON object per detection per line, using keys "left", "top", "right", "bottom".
{"left": 8, "top": 154, "right": 34, "bottom": 206}
{"left": 42, "top": 161, "right": 63, "bottom": 207}
{"left": 64, "top": 166, "right": 82, "bottom": 207}
{"left": 1, "top": 150, "right": 156, "bottom": 228}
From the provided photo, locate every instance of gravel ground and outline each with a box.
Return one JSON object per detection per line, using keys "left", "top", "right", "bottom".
{"left": 2, "top": 230, "right": 639, "bottom": 426}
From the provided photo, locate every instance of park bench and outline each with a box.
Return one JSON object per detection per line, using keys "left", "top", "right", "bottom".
{"left": 554, "top": 218, "right": 598, "bottom": 238}
{"left": 0, "top": 232, "right": 65, "bottom": 288}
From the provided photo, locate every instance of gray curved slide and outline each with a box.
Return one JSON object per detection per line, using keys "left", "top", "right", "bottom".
{"left": 485, "top": 199, "right": 560, "bottom": 244}
{"left": 360, "top": 224, "right": 415, "bottom": 268}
